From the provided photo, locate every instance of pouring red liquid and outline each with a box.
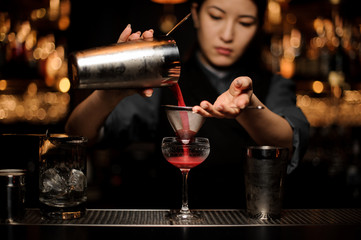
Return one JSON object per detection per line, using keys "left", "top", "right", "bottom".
{"left": 169, "top": 83, "right": 193, "bottom": 142}
{"left": 169, "top": 83, "right": 192, "bottom": 164}
{"left": 162, "top": 80, "right": 210, "bottom": 222}
{"left": 171, "top": 83, "right": 186, "bottom": 107}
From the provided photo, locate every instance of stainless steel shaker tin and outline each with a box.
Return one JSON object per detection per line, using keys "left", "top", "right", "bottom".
{"left": 69, "top": 36, "right": 181, "bottom": 89}
{"left": 247, "top": 146, "right": 289, "bottom": 160}
{"left": 0, "top": 169, "right": 26, "bottom": 223}
{"left": 244, "top": 146, "right": 289, "bottom": 220}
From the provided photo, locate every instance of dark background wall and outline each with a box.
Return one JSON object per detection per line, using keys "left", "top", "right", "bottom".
{"left": 68, "top": 0, "right": 195, "bottom": 57}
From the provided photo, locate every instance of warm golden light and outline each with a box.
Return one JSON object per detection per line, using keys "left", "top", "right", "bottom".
{"left": 313, "top": 18, "right": 324, "bottom": 35}
{"left": 0, "top": 91, "right": 69, "bottom": 124}
{"left": 49, "top": 0, "right": 60, "bottom": 21}
{"left": 0, "top": 33, "right": 5, "bottom": 42}
{"left": 268, "top": 1, "right": 282, "bottom": 25}
{"left": 280, "top": 57, "right": 295, "bottom": 79}
{"left": 328, "top": 71, "right": 345, "bottom": 87}
{"left": 58, "top": 77, "right": 71, "bottom": 93}
{"left": 0, "top": 80, "right": 7, "bottom": 91}
{"left": 0, "top": 2, "right": 72, "bottom": 124}
{"left": 31, "top": 8, "right": 47, "bottom": 20}
{"left": 290, "top": 29, "right": 301, "bottom": 49}
{"left": 58, "top": 16, "right": 70, "bottom": 30}
{"left": 160, "top": 14, "right": 177, "bottom": 33}
{"left": 297, "top": 91, "right": 361, "bottom": 127}
{"left": 27, "top": 82, "right": 38, "bottom": 96}
{"left": 25, "top": 30, "right": 37, "bottom": 50}
{"left": 16, "top": 21, "right": 31, "bottom": 43}
{"left": 329, "top": 0, "right": 340, "bottom": 5}
{"left": 312, "top": 81, "right": 324, "bottom": 94}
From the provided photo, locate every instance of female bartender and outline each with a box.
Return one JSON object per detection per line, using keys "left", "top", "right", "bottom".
{"left": 66, "top": 0, "right": 309, "bottom": 208}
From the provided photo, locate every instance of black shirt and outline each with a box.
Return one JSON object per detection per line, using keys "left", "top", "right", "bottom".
{"left": 99, "top": 54, "right": 309, "bottom": 208}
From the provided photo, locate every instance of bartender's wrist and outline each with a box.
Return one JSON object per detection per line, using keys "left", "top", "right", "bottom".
{"left": 249, "top": 92, "right": 253, "bottom": 106}
{"left": 236, "top": 94, "right": 265, "bottom": 119}
{"left": 247, "top": 93, "right": 264, "bottom": 108}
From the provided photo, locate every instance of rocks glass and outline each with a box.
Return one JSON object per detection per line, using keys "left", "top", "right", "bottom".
{"left": 39, "top": 135, "right": 87, "bottom": 220}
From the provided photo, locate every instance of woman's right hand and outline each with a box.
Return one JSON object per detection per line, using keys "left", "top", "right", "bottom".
{"left": 193, "top": 77, "right": 255, "bottom": 119}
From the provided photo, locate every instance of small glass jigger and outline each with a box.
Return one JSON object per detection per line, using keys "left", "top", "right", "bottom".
{"left": 244, "top": 146, "right": 289, "bottom": 220}
{"left": 39, "top": 135, "right": 88, "bottom": 220}
{"left": 69, "top": 36, "right": 180, "bottom": 89}
{"left": 0, "top": 169, "right": 26, "bottom": 223}
{"left": 163, "top": 105, "right": 205, "bottom": 144}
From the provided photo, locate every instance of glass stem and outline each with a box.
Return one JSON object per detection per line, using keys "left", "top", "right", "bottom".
{"left": 180, "top": 169, "right": 190, "bottom": 214}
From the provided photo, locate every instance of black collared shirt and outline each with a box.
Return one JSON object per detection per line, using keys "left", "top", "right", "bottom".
{"left": 100, "top": 54, "right": 310, "bottom": 208}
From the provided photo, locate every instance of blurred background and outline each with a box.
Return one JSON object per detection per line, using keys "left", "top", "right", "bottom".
{"left": 1, "top": 0, "right": 361, "bottom": 209}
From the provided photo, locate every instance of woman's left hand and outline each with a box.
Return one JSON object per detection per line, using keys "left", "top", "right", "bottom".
{"left": 193, "top": 76, "right": 253, "bottom": 118}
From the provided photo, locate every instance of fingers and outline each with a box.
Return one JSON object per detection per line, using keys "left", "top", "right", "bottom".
{"left": 118, "top": 24, "right": 132, "bottom": 43}
{"left": 229, "top": 77, "right": 253, "bottom": 108}
{"left": 128, "top": 31, "right": 142, "bottom": 41}
{"left": 193, "top": 101, "right": 226, "bottom": 118}
{"left": 194, "top": 99, "right": 245, "bottom": 119}
{"left": 117, "top": 24, "right": 154, "bottom": 43}
{"left": 192, "top": 105, "right": 213, "bottom": 118}
{"left": 139, "top": 88, "right": 154, "bottom": 98}
{"left": 142, "top": 29, "right": 154, "bottom": 39}
{"left": 129, "top": 29, "right": 154, "bottom": 41}
{"left": 229, "top": 77, "right": 252, "bottom": 96}
{"left": 194, "top": 77, "right": 255, "bottom": 119}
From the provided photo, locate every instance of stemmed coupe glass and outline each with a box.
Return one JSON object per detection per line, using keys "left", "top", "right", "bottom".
{"left": 162, "top": 105, "right": 209, "bottom": 221}
{"left": 161, "top": 136, "right": 210, "bottom": 221}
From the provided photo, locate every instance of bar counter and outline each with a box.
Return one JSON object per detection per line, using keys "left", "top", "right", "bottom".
{"left": 2, "top": 208, "right": 361, "bottom": 240}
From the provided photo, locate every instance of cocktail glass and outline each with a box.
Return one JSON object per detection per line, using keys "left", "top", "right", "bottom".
{"left": 161, "top": 137, "right": 210, "bottom": 222}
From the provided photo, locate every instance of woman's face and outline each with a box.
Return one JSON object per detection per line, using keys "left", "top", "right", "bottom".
{"left": 192, "top": 0, "right": 258, "bottom": 68}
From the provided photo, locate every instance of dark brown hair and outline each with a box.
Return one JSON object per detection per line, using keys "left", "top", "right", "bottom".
{"left": 192, "top": 0, "right": 268, "bottom": 28}
{"left": 190, "top": 0, "right": 272, "bottom": 101}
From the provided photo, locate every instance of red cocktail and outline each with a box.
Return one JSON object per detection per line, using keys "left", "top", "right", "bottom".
{"left": 167, "top": 155, "right": 204, "bottom": 169}
{"left": 161, "top": 137, "right": 210, "bottom": 222}
{"left": 163, "top": 83, "right": 209, "bottom": 221}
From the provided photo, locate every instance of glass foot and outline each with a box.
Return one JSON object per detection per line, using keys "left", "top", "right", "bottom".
{"left": 167, "top": 209, "right": 202, "bottom": 224}
{"left": 39, "top": 202, "right": 86, "bottom": 220}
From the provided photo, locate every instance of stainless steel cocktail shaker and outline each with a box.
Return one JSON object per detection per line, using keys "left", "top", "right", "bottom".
{"left": 69, "top": 36, "right": 181, "bottom": 89}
